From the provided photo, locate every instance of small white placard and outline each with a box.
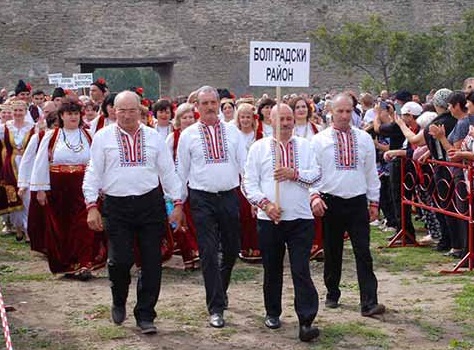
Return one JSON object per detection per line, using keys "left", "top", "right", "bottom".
{"left": 48, "top": 73, "right": 63, "bottom": 85}
{"left": 73, "top": 73, "right": 94, "bottom": 88}
{"left": 58, "top": 77, "right": 77, "bottom": 90}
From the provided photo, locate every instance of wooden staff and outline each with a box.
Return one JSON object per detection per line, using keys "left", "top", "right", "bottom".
{"left": 275, "top": 86, "right": 281, "bottom": 209}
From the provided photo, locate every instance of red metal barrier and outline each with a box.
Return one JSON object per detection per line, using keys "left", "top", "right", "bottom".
{"left": 387, "top": 157, "right": 473, "bottom": 273}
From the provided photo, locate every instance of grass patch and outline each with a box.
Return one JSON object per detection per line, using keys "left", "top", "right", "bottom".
{"left": 454, "top": 283, "right": 474, "bottom": 320}
{"left": 413, "top": 318, "right": 444, "bottom": 341}
{"left": 96, "top": 325, "right": 128, "bottom": 340}
{"left": 9, "top": 324, "right": 80, "bottom": 350}
{"left": 372, "top": 244, "right": 451, "bottom": 273}
{"left": 85, "top": 304, "right": 110, "bottom": 320}
{"left": 449, "top": 339, "right": 474, "bottom": 349}
{"left": 231, "top": 265, "right": 261, "bottom": 283}
{"left": 1, "top": 273, "right": 52, "bottom": 283}
{"left": 156, "top": 307, "right": 205, "bottom": 327}
{"left": 313, "top": 321, "right": 389, "bottom": 350}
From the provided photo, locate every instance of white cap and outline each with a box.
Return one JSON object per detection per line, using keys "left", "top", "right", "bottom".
{"left": 400, "top": 101, "right": 423, "bottom": 116}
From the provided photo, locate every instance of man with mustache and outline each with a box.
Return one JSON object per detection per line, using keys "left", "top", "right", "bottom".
{"left": 177, "top": 85, "right": 246, "bottom": 328}
{"left": 243, "top": 103, "right": 321, "bottom": 342}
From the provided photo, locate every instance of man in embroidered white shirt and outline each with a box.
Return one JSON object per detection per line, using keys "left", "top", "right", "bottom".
{"left": 243, "top": 104, "right": 321, "bottom": 342}
{"left": 83, "top": 91, "right": 184, "bottom": 334}
{"left": 310, "top": 93, "right": 385, "bottom": 318}
{"left": 177, "top": 85, "right": 246, "bottom": 328}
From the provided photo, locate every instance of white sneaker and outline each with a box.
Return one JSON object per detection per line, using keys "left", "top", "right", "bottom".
{"left": 370, "top": 219, "right": 381, "bottom": 227}
{"left": 383, "top": 226, "right": 397, "bottom": 233}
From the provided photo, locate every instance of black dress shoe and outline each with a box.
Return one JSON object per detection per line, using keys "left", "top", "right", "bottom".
{"left": 361, "top": 304, "right": 386, "bottom": 317}
{"left": 299, "top": 325, "right": 320, "bottom": 342}
{"left": 264, "top": 315, "right": 281, "bottom": 329}
{"left": 111, "top": 305, "right": 126, "bottom": 325}
{"left": 325, "top": 299, "right": 339, "bottom": 309}
{"left": 137, "top": 320, "right": 157, "bottom": 334}
{"left": 209, "top": 313, "right": 224, "bottom": 328}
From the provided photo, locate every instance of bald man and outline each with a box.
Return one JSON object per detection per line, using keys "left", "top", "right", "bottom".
{"left": 243, "top": 103, "right": 321, "bottom": 342}
{"left": 84, "top": 91, "right": 184, "bottom": 334}
{"left": 310, "top": 93, "right": 385, "bottom": 318}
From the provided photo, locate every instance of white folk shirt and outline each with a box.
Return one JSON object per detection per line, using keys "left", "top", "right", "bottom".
{"left": 89, "top": 115, "right": 115, "bottom": 136}
{"left": 177, "top": 120, "right": 246, "bottom": 197}
{"left": 243, "top": 136, "right": 321, "bottom": 221}
{"left": 310, "top": 126, "right": 380, "bottom": 202}
{"left": 83, "top": 123, "right": 182, "bottom": 204}
{"left": 155, "top": 123, "right": 173, "bottom": 142}
{"left": 30, "top": 128, "right": 92, "bottom": 191}
{"left": 294, "top": 122, "right": 318, "bottom": 141}
{"left": 18, "top": 133, "right": 41, "bottom": 188}
{"left": 262, "top": 122, "right": 273, "bottom": 138}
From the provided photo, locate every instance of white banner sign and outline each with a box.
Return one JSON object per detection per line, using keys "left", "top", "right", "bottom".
{"left": 47, "top": 73, "right": 62, "bottom": 85}
{"left": 73, "top": 73, "right": 94, "bottom": 88}
{"left": 58, "top": 77, "right": 77, "bottom": 90}
{"left": 249, "top": 41, "right": 311, "bottom": 87}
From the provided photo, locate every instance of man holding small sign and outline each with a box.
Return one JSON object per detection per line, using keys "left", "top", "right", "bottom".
{"left": 243, "top": 104, "right": 321, "bottom": 342}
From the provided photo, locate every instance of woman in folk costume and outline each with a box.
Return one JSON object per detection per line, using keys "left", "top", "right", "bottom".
{"left": 0, "top": 104, "right": 14, "bottom": 235}
{"left": 235, "top": 103, "right": 264, "bottom": 262}
{"left": 290, "top": 96, "right": 319, "bottom": 141}
{"left": 17, "top": 111, "right": 59, "bottom": 254}
{"left": 165, "top": 102, "right": 200, "bottom": 270}
{"left": 153, "top": 99, "right": 174, "bottom": 141}
{"left": 134, "top": 102, "right": 175, "bottom": 265}
{"left": 289, "top": 96, "right": 324, "bottom": 260}
{"left": 0, "top": 100, "right": 35, "bottom": 242}
{"left": 257, "top": 97, "right": 276, "bottom": 138}
{"left": 30, "top": 97, "right": 107, "bottom": 280}
{"left": 220, "top": 98, "right": 236, "bottom": 124}
{"left": 89, "top": 92, "right": 117, "bottom": 136}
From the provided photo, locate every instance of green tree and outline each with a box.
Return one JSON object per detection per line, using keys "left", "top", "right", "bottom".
{"left": 311, "top": 15, "right": 409, "bottom": 93}
{"left": 93, "top": 67, "right": 161, "bottom": 100}
{"left": 310, "top": 15, "right": 457, "bottom": 95}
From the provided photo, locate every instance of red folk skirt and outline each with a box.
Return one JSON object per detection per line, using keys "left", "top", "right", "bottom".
{"left": 237, "top": 188, "right": 261, "bottom": 262}
{"left": 43, "top": 165, "right": 107, "bottom": 274}
{"left": 172, "top": 200, "right": 200, "bottom": 269}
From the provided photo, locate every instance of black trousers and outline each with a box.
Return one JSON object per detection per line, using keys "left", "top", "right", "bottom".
{"left": 258, "top": 219, "right": 318, "bottom": 326}
{"left": 189, "top": 188, "right": 241, "bottom": 315}
{"left": 321, "top": 193, "right": 378, "bottom": 312}
{"left": 102, "top": 187, "right": 166, "bottom": 323}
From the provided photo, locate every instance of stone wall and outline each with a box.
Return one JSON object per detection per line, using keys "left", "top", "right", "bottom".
{"left": 0, "top": 0, "right": 472, "bottom": 97}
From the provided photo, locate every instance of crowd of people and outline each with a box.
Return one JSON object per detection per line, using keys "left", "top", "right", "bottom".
{"left": 1, "top": 75, "right": 473, "bottom": 340}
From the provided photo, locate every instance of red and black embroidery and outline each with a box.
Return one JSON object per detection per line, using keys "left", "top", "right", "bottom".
{"left": 199, "top": 122, "right": 229, "bottom": 164}
{"left": 115, "top": 126, "right": 147, "bottom": 167}
{"left": 333, "top": 128, "right": 358, "bottom": 170}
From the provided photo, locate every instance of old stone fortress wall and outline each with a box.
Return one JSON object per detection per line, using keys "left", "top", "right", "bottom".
{"left": 0, "top": 0, "right": 472, "bottom": 96}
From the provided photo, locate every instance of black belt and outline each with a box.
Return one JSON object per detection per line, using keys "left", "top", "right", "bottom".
{"left": 190, "top": 188, "right": 237, "bottom": 197}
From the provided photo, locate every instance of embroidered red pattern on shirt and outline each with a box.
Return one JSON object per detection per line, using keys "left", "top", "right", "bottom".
{"left": 116, "top": 127, "right": 147, "bottom": 167}
{"left": 272, "top": 139, "right": 295, "bottom": 169}
{"left": 333, "top": 129, "right": 358, "bottom": 170}
{"left": 199, "top": 122, "right": 229, "bottom": 164}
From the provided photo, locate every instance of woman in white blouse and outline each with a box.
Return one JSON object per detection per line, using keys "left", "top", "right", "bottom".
{"left": 0, "top": 100, "right": 35, "bottom": 242}
{"left": 290, "top": 96, "right": 319, "bottom": 141}
{"left": 234, "top": 103, "right": 263, "bottom": 262}
{"left": 30, "top": 96, "right": 107, "bottom": 280}
{"left": 165, "top": 102, "right": 200, "bottom": 270}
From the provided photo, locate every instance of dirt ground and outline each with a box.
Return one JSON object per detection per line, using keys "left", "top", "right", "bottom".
{"left": 1, "top": 230, "right": 474, "bottom": 350}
